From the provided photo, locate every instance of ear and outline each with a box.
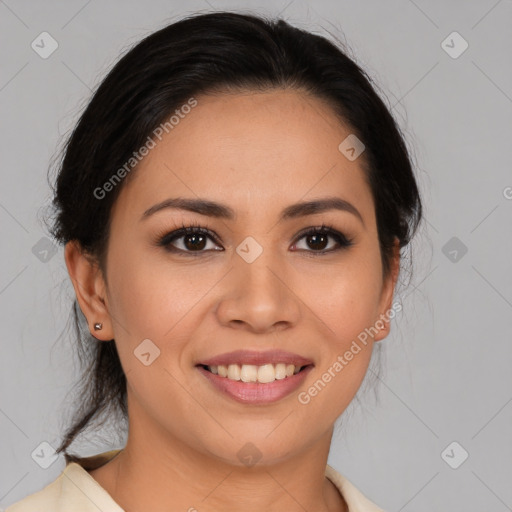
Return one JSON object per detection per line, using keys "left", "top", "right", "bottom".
{"left": 373, "top": 238, "right": 400, "bottom": 342}
{"left": 64, "top": 240, "right": 114, "bottom": 341}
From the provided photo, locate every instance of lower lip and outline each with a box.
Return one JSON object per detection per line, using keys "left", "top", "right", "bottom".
{"left": 196, "top": 365, "right": 314, "bottom": 405}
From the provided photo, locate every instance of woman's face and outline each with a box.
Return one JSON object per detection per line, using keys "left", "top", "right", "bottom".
{"left": 88, "top": 89, "right": 398, "bottom": 465}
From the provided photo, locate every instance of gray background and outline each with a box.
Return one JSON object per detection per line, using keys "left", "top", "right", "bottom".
{"left": 1, "top": 0, "right": 511, "bottom": 510}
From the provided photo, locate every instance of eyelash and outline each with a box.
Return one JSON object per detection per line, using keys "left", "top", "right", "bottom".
{"left": 155, "top": 221, "right": 354, "bottom": 257}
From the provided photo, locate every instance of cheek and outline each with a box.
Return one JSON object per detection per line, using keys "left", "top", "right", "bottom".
{"left": 107, "top": 246, "right": 195, "bottom": 336}
{"left": 296, "top": 268, "right": 381, "bottom": 417}
{"left": 105, "top": 248, "right": 217, "bottom": 388}
{"left": 309, "top": 259, "right": 383, "bottom": 341}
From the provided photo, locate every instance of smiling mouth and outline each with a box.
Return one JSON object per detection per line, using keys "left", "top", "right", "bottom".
{"left": 197, "top": 363, "right": 313, "bottom": 384}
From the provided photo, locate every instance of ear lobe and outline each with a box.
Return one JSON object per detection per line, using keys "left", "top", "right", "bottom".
{"left": 374, "top": 238, "right": 400, "bottom": 342}
{"left": 64, "top": 241, "right": 113, "bottom": 341}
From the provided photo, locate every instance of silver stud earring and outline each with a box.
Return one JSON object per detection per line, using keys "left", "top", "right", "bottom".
{"left": 94, "top": 322, "right": 103, "bottom": 331}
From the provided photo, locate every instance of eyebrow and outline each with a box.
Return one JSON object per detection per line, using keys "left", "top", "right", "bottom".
{"left": 141, "top": 196, "right": 364, "bottom": 226}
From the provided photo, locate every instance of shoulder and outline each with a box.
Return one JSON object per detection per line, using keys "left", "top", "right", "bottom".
{"left": 5, "top": 454, "right": 124, "bottom": 512}
{"left": 5, "top": 472, "right": 65, "bottom": 512}
{"left": 325, "top": 464, "right": 386, "bottom": 512}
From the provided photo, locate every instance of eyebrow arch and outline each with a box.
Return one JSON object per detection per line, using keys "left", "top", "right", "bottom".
{"left": 141, "top": 196, "right": 364, "bottom": 226}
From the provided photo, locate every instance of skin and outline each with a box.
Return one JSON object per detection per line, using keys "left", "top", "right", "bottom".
{"left": 65, "top": 88, "right": 400, "bottom": 512}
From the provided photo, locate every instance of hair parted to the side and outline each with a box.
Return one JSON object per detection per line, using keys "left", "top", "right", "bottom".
{"left": 45, "top": 10, "right": 423, "bottom": 464}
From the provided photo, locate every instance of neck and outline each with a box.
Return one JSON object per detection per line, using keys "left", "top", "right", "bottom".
{"left": 88, "top": 416, "right": 347, "bottom": 512}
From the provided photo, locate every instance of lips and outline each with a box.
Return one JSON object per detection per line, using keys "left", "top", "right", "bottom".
{"left": 196, "top": 349, "right": 314, "bottom": 368}
{"left": 196, "top": 364, "right": 314, "bottom": 404}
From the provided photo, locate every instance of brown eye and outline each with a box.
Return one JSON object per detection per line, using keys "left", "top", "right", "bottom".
{"left": 304, "top": 232, "right": 329, "bottom": 251}
{"left": 157, "top": 223, "right": 353, "bottom": 257}
{"left": 291, "top": 225, "right": 353, "bottom": 254}
{"left": 182, "top": 232, "right": 207, "bottom": 251}
{"left": 158, "top": 226, "right": 223, "bottom": 255}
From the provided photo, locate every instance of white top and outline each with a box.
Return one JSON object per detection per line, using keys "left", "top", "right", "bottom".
{"left": 6, "top": 450, "right": 384, "bottom": 512}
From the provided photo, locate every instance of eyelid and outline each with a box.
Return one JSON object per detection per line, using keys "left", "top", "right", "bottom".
{"left": 155, "top": 222, "right": 222, "bottom": 252}
{"left": 155, "top": 222, "right": 354, "bottom": 255}
{"left": 290, "top": 224, "right": 354, "bottom": 252}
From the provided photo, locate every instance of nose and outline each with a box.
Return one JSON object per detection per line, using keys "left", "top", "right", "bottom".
{"left": 215, "top": 250, "right": 301, "bottom": 334}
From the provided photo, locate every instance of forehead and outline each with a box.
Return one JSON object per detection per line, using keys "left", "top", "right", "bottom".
{"left": 114, "top": 89, "right": 373, "bottom": 222}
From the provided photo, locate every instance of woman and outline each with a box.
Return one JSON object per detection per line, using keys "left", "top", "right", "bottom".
{"left": 7, "top": 10, "right": 422, "bottom": 512}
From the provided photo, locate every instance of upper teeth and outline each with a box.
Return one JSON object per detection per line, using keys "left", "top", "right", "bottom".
{"left": 208, "top": 363, "right": 303, "bottom": 383}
